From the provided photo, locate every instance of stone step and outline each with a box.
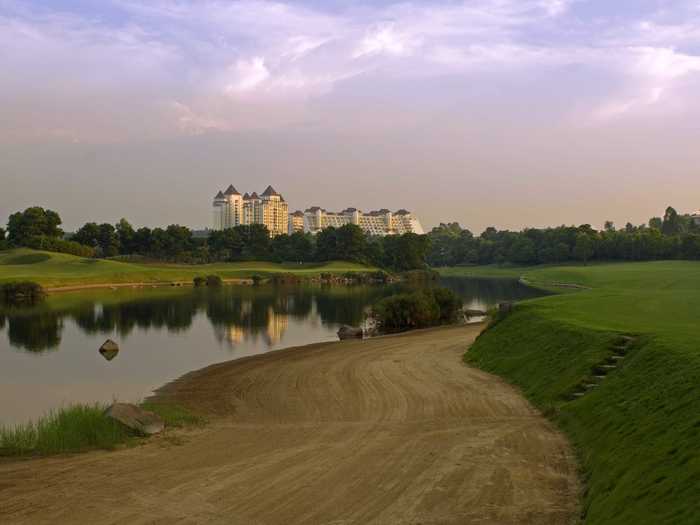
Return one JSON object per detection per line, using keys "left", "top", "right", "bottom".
{"left": 611, "top": 355, "right": 625, "bottom": 360}
{"left": 600, "top": 365, "right": 617, "bottom": 369}
{"left": 572, "top": 392, "right": 585, "bottom": 398}
{"left": 584, "top": 384, "right": 599, "bottom": 389}
{"left": 594, "top": 375, "right": 607, "bottom": 380}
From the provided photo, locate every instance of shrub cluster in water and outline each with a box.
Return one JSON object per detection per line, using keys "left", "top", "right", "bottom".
{"left": 1, "top": 281, "right": 45, "bottom": 305}
{"left": 371, "top": 287, "right": 463, "bottom": 333}
{"left": 193, "top": 275, "right": 223, "bottom": 287}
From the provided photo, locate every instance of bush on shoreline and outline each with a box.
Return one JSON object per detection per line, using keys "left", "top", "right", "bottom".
{"left": 371, "top": 287, "right": 462, "bottom": 333}
{"left": 1, "top": 281, "right": 45, "bottom": 305}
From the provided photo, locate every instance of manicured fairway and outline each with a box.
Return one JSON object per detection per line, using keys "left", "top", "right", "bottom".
{"left": 0, "top": 249, "right": 374, "bottom": 288}
{"left": 448, "top": 261, "right": 700, "bottom": 525}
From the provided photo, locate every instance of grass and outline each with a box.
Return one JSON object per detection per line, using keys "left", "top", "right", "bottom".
{"left": 0, "top": 248, "right": 375, "bottom": 288}
{"left": 0, "top": 402, "right": 202, "bottom": 457}
{"left": 463, "top": 260, "right": 700, "bottom": 525}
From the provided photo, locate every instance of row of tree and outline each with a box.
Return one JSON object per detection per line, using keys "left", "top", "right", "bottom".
{"left": 4, "top": 205, "right": 700, "bottom": 270}
{"left": 427, "top": 207, "right": 700, "bottom": 266}
{"left": 1, "top": 207, "right": 431, "bottom": 272}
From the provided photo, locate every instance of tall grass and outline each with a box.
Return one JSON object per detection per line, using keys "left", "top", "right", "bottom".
{"left": 0, "top": 402, "right": 204, "bottom": 457}
{"left": 0, "top": 404, "right": 132, "bottom": 457}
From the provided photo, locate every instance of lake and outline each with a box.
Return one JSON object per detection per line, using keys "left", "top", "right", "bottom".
{"left": 0, "top": 278, "right": 543, "bottom": 424}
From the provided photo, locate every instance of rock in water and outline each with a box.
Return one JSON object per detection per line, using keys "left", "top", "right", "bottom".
{"left": 337, "top": 325, "right": 363, "bottom": 340}
{"left": 99, "top": 339, "right": 119, "bottom": 361}
{"left": 105, "top": 403, "right": 165, "bottom": 435}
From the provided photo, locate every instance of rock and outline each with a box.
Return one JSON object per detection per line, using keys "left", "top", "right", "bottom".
{"left": 337, "top": 325, "right": 363, "bottom": 340}
{"left": 105, "top": 403, "right": 165, "bottom": 435}
{"left": 498, "top": 302, "right": 514, "bottom": 314}
{"left": 99, "top": 339, "right": 119, "bottom": 361}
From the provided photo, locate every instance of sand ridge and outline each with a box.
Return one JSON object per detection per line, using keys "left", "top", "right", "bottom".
{"left": 0, "top": 324, "right": 579, "bottom": 524}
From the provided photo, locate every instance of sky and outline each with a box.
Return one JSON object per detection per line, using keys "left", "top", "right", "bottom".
{"left": 1, "top": 0, "right": 700, "bottom": 233}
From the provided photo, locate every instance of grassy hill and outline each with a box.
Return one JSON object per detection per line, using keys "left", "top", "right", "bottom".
{"left": 444, "top": 262, "right": 700, "bottom": 524}
{"left": 0, "top": 249, "right": 375, "bottom": 288}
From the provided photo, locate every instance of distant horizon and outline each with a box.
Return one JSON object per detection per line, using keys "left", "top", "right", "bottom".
{"left": 2, "top": 1, "right": 700, "bottom": 233}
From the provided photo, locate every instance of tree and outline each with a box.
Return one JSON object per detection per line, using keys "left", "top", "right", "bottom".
{"left": 0, "top": 227, "right": 6, "bottom": 250}
{"left": 509, "top": 237, "right": 537, "bottom": 265}
{"left": 72, "top": 222, "right": 101, "bottom": 247}
{"left": 573, "top": 233, "right": 594, "bottom": 265}
{"left": 116, "top": 218, "right": 136, "bottom": 254}
{"left": 98, "top": 223, "right": 120, "bottom": 257}
{"left": 334, "top": 224, "right": 367, "bottom": 263}
{"left": 604, "top": 221, "right": 615, "bottom": 232}
{"left": 315, "top": 227, "right": 339, "bottom": 261}
{"left": 133, "top": 227, "right": 152, "bottom": 254}
{"left": 7, "top": 207, "right": 63, "bottom": 246}
{"left": 662, "top": 206, "right": 681, "bottom": 235}
{"left": 239, "top": 224, "right": 270, "bottom": 258}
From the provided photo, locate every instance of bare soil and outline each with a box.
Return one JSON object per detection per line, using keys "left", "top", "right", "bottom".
{"left": 0, "top": 324, "right": 579, "bottom": 524}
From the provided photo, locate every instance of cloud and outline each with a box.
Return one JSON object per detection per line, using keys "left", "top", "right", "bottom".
{"left": 3, "top": 0, "right": 700, "bottom": 141}
{"left": 225, "top": 57, "right": 271, "bottom": 93}
{"left": 353, "top": 23, "right": 417, "bottom": 58}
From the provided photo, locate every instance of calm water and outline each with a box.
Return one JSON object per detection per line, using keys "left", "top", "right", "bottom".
{"left": 0, "top": 278, "right": 543, "bottom": 424}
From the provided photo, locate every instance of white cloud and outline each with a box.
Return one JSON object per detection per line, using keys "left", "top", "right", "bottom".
{"left": 353, "top": 23, "right": 417, "bottom": 59}
{"left": 3, "top": 0, "right": 700, "bottom": 139}
{"left": 225, "top": 57, "right": 270, "bottom": 93}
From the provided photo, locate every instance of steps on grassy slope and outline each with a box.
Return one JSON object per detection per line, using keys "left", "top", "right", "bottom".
{"left": 566, "top": 335, "right": 636, "bottom": 401}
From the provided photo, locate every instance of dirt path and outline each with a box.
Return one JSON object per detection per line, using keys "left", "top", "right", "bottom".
{"left": 0, "top": 325, "right": 579, "bottom": 524}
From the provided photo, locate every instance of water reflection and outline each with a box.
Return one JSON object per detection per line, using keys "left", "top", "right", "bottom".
{"left": 0, "top": 280, "right": 544, "bottom": 354}
{"left": 0, "top": 278, "right": 544, "bottom": 424}
{"left": 0, "top": 285, "right": 401, "bottom": 354}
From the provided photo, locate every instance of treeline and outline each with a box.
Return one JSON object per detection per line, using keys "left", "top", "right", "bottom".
{"left": 427, "top": 207, "right": 700, "bottom": 266}
{"left": 1, "top": 207, "right": 431, "bottom": 272}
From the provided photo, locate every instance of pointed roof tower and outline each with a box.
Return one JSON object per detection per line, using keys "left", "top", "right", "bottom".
{"left": 243, "top": 192, "right": 251, "bottom": 200}
{"left": 214, "top": 190, "right": 225, "bottom": 199}
{"left": 250, "top": 192, "right": 260, "bottom": 199}
{"left": 224, "top": 184, "right": 241, "bottom": 196}
{"left": 261, "top": 185, "right": 279, "bottom": 197}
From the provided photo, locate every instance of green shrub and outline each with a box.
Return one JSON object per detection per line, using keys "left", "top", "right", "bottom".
{"left": 193, "top": 276, "right": 206, "bottom": 287}
{"left": 371, "top": 287, "right": 462, "bottom": 333}
{"left": 1, "top": 281, "right": 45, "bottom": 304}
{"left": 205, "top": 274, "right": 223, "bottom": 287}
{"left": 251, "top": 274, "right": 262, "bottom": 286}
{"left": 24, "top": 235, "right": 96, "bottom": 257}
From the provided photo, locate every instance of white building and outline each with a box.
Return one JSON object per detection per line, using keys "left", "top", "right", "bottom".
{"left": 212, "top": 185, "right": 289, "bottom": 237}
{"left": 692, "top": 211, "right": 700, "bottom": 226}
{"left": 301, "top": 207, "right": 424, "bottom": 236}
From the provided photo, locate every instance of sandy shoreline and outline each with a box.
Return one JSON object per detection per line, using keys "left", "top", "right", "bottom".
{"left": 0, "top": 324, "right": 579, "bottom": 524}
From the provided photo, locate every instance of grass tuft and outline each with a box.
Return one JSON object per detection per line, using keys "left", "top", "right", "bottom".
{"left": 0, "top": 402, "right": 204, "bottom": 457}
{"left": 0, "top": 404, "right": 132, "bottom": 457}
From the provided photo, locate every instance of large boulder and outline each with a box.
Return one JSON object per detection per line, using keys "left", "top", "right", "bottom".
{"left": 105, "top": 403, "right": 165, "bottom": 435}
{"left": 337, "top": 325, "right": 363, "bottom": 340}
{"left": 99, "top": 339, "right": 119, "bottom": 361}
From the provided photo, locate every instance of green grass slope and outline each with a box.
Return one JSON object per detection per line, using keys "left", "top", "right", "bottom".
{"left": 466, "top": 261, "right": 700, "bottom": 524}
{"left": 0, "top": 248, "right": 375, "bottom": 288}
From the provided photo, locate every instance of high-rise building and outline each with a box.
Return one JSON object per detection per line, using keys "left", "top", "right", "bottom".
{"left": 288, "top": 210, "right": 305, "bottom": 234}
{"left": 300, "top": 207, "right": 424, "bottom": 236}
{"left": 212, "top": 185, "right": 289, "bottom": 237}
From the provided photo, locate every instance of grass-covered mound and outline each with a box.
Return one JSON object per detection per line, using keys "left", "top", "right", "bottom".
{"left": 0, "top": 248, "right": 376, "bottom": 288}
{"left": 465, "top": 261, "right": 700, "bottom": 525}
{"left": 0, "top": 402, "right": 203, "bottom": 457}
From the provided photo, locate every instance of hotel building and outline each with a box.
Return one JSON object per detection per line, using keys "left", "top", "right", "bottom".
{"left": 298, "top": 207, "right": 424, "bottom": 236}
{"left": 212, "top": 185, "right": 289, "bottom": 237}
